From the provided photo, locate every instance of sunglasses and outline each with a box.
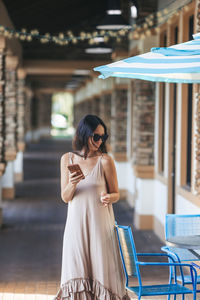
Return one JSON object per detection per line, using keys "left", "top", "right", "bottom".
{"left": 92, "top": 133, "right": 109, "bottom": 143}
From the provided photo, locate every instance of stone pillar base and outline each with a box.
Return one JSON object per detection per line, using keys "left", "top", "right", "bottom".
{"left": 135, "top": 212, "right": 154, "bottom": 230}
{"left": 2, "top": 187, "right": 15, "bottom": 200}
{"left": 153, "top": 215, "right": 165, "bottom": 242}
{"left": 0, "top": 163, "right": 6, "bottom": 176}
{"left": 14, "top": 172, "right": 23, "bottom": 182}
{"left": 119, "top": 189, "right": 135, "bottom": 208}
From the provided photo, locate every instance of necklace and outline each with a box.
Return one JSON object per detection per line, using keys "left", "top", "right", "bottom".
{"left": 74, "top": 151, "right": 101, "bottom": 160}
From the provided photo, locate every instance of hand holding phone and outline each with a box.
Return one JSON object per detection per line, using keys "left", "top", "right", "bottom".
{"left": 67, "top": 164, "right": 85, "bottom": 181}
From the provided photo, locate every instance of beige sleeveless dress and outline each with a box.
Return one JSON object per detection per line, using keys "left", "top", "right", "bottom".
{"left": 54, "top": 152, "right": 130, "bottom": 300}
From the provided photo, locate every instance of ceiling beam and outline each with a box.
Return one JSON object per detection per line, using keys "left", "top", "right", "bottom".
{"left": 23, "top": 59, "right": 110, "bottom": 75}
{"left": 27, "top": 75, "right": 72, "bottom": 81}
{"left": 34, "top": 87, "right": 75, "bottom": 94}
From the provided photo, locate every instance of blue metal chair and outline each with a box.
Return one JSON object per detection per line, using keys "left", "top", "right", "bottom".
{"left": 161, "top": 214, "right": 200, "bottom": 290}
{"left": 115, "top": 223, "right": 197, "bottom": 299}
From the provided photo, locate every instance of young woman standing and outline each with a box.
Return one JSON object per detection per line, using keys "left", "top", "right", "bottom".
{"left": 54, "top": 114, "right": 129, "bottom": 300}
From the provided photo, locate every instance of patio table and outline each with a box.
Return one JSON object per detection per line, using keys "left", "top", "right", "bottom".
{"left": 166, "top": 235, "right": 200, "bottom": 259}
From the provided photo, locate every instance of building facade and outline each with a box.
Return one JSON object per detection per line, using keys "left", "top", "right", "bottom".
{"left": 73, "top": 0, "right": 200, "bottom": 241}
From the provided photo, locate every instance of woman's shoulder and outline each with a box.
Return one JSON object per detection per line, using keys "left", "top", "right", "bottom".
{"left": 101, "top": 153, "right": 114, "bottom": 165}
{"left": 60, "top": 152, "right": 71, "bottom": 163}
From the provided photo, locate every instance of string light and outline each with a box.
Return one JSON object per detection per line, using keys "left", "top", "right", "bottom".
{"left": 72, "top": 38, "right": 78, "bottom": 44}
{"left": 184, "top": 5, "right": 189, "bottom": 12}
{"left": 92, "top": 31, "right": 98, "bottom": 37}
{"left": 145, "top": 29, "right": 151, "bottom": 37}
{"left": 100, "top": 30, "right": 106, "bottom": 35}
{"left": 59, "top": 33, "right": 64, "bottom": 39}
{"left": 157, "top": 11, "right": 162, "bottom": 18}
{"left": 104, "top": 36, "right": 109, "bottom": 42}
{"left": 0, "top": 0, "right": 193, "bottom": 46}
{"left": 133, "top": 31, "right": 139, "bottom": 39}
{"left": 27, "top": 35, "right": 32, "bottom": 41}
{"left": 143, "top": 23, "right": 148, "bottom": 29}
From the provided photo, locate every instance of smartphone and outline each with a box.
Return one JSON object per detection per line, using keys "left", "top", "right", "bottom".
{"left": 67, "top": 164, "right": 85, "bottom": 179}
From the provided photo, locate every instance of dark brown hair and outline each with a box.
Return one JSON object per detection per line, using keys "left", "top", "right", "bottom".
{"left": 72, "top": 114, "right": 108, "bottom": 159}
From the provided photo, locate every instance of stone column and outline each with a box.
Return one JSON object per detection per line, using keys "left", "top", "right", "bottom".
{"left": 14, "top": 151, "right": 23, "bottom": 182}
{"left": 2, "top": 161, "right": 15, "bottom": 199}
{"left": 14, "top": 68, "right": 26, "bottom": 182}
{"left": 192, "top": 0, "right": 200, "bottom": 195}
{"left": 81, "top": 99, "right": 91, "bottom": 118}
{"left": 37, "top": 93, "right": 52, "bottom": 137}
{"left": 73, "top": 101, "right": 85, "bottom": 128}
{"left": 73, "top": 99, "right": 93, "bottom": 128}
{"left": 16, "top": 68, "right": 26, "bottom": 150}
{"left": 4, "top": 55, "right": 18, "bottom": 161}
{"left": 73, "top": 103, "right": 79, "bottom": 128}
{"left": 0, "top": 36, "right": 6, "bottom": 226}
{"left": 92, "top": 96, "right": 100, "bottom": 116}
{"left": 131, "top": 79, "right": 155, "bottom": 230}
{"left": 84, "top": 99, "right": 92, "bottom": 116}
{"left": 193, "top": 84, "right": 200, "bottom": 194}
{"left": 99, "top": 93, "right": 112, "bottom": 151}
{"left": 0, "top": 37, "right": 6, "bottom": 174}
{"left": 2, "top": 54, "right": 18, "bottom": 199}
{"left": 110, "top": 84, "right": 128, "bottom": 161}
{"left": 32, "top": 92, "right": 52, "bottom": 141}
{"left": 132, "top": 80, "right": 155, "bottom": 169}
{"left": 24, "top": 87, "right": 34, "bottom": 142}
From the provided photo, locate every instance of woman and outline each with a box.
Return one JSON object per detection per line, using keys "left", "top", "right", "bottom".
{"left": 54, "top": 114, "right": 129, "bottom": 300}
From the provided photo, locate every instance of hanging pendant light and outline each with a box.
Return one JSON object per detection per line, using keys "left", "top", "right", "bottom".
{"left": 85, "top": 43, "right": 112, "bottom": 54}
{"left": 130, "top": 0, "right": 138, "bottom": 18}
{"left": 107, "top": 0, "right": 122, "bottom": 15}
{"left": 96, "top": 0, "right": 131, "bottom": 30}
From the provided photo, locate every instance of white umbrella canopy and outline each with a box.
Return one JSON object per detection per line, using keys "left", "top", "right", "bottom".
{"left": 94, "top": 33, "right": 200, "bottom": 83}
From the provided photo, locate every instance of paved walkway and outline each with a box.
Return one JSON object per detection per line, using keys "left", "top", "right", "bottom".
{"left": 0, "top": 138, "right": 190, "bottom": 299}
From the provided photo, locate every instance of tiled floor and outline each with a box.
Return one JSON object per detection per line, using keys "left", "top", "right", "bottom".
{"left": 0, "top": 281, "right": 59, "bottom": 299}
{"left": 0, "top": 138, "right": 194, "bottom": 300}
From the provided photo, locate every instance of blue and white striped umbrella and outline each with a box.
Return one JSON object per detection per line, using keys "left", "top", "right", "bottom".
{"left": 94, "top": 33, "right": 200, "bottom": 83}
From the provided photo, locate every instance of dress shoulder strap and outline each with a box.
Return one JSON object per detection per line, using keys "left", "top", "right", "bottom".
{"left": 97, "top": 153, "right": 104, "bottom": 176}
{"left": 68, "top": 152, "right": 73, "bottom": 165}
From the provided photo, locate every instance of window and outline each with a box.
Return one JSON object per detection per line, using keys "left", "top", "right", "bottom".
{"left": 186, "top": 84, "right": 193, "bottom": 187}
{"left": 181, "top": 14, "right": 194, "bottom": 189}
{"left": 159, "top": 83, "right": 166, "bottom": 174}
{"left": 186, "top": 14, "right": 194, "bottom": 187}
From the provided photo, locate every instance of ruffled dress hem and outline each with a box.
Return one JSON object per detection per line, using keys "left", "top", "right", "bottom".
{"left": 53, "top": 277, "right": 130, "bottom": 300}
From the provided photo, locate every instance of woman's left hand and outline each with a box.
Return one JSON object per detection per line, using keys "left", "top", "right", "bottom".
{"left": 100, "top": 192, "right": 111, "bottom": 207}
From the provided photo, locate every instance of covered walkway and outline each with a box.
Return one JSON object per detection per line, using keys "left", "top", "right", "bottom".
{"left": 0, "top": 139, "right": 167, "bottom": 299}
{"left": 0, "top": 0, "right": 199, "bottom": 299}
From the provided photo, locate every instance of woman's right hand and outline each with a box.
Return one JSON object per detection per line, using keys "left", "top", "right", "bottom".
{"left": 69, "top": 171, "right": 84, "bottom": 186}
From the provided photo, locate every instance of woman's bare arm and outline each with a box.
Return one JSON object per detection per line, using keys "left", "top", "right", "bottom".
{"left": 101, "top": 154, "right": 120, "bottom": 204}
{"left": 60, "top": 153, "right": 83, "bottom": 203}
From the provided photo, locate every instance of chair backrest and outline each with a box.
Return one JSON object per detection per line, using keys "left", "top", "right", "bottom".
{"left": 115, "top": 224, "right": 142, "bottom": 287}
{"left": 166, "top": 214, "right": 200, "bottom": 239}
